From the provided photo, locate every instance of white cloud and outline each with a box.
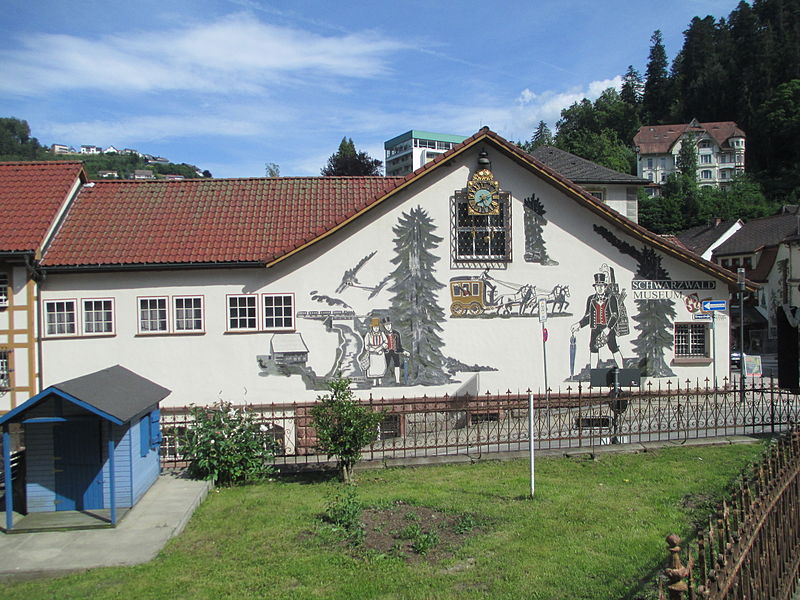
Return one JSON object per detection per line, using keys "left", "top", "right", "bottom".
{"left": 0, "top": 13, "right": 407, "bottom": 96}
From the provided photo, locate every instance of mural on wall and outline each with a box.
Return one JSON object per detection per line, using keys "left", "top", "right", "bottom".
{"left": 570, "top": 263, "right": 629, "bottom": 370}
{"left": 387, "top": 206, "right": 452, "bottom": 386}
{"left": 335, "top": 251, "right": 391, "bottom": 298}
{"left": 523, "top": 194, "right": 558, "bottom": 265}
{"left": 448, "top": 270, "right": 571, "bottom": 318}
{"left": 593, "top": 225, "right": 676, "bottom": 378}
{"left": 257, "top": 205, "right": 496, "bottom": 390}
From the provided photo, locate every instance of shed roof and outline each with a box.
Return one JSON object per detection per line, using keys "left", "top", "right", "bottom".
{"left": 0, "top": 365, "right": 171, "bottom": 426}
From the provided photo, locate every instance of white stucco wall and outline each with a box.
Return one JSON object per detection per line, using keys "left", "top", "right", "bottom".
{"left": 39, "top": 147, "right": 732, "bottom": 409}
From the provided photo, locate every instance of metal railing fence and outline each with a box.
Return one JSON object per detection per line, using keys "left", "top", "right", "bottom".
{"left": 159, "top": 377, "right": 800, "bottom": 470}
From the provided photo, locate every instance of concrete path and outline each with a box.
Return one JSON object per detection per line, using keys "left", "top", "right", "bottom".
{"left": 0, "top": 474, "right": 211, "bottom": 580}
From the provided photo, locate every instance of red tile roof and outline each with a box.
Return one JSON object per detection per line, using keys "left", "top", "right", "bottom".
{"left": 0, "top": 161, "right": 85, "bottom": 253}
{"left": 634, "top": 121, "right": 745, "bottom": 155}
{"left": 37, "top": 127, "right": 754, "bottom": 292}
{"left": 41, "top": 176, "right": 404, "bottom": 266}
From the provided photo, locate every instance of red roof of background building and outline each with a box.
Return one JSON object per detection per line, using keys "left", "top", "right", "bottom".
{"left": 634, "top": 121, "right": 745, "bottom": 155}
{"left": 0, "top": 161, "right": 85, "bottom": 253}
{"left": 41, "top": 176, "right": 404, "bottom": 266}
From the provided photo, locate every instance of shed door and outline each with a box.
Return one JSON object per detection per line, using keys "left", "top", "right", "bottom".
{"left": 53, "top": 420, "right": 104, "bottom": 511}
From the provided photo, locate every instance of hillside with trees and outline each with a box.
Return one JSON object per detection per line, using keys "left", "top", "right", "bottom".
{"left": 0, "top": 117, "right": 211, "bottom": 179}
{"left": 521, "top": 0, "right": 800, "bottom": 234}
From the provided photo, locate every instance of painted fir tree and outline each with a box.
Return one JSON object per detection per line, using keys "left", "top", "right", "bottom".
{"left": 388, "top": 206, "right": 450, "bottom": 385}
{"left": 594, "top": 225, "right": 676, "bottom": 377}
{"left": 523, "top": 194, "right": 557, "bottom": 265}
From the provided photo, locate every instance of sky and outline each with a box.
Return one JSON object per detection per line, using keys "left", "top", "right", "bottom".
{"left": 1, "top": 0, "right": 742, "bottom": 178}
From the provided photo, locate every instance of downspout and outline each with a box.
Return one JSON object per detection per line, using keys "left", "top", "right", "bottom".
{"left": 27, "top": 255, "right": 46, "bottom": 394}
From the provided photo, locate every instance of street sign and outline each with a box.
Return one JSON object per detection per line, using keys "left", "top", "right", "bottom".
{"left": 694, "top": 313, "right": 713, "bottom": 321}
{"left": 701, "top": 300, "right": 727, "bottom": 311}
{"left": 538, "top": 298, "right": 548, "bottom": 322}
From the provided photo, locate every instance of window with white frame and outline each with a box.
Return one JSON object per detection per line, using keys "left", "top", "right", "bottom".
{"left": 700, "top": 154, "right": 712, "bottom": 164}
{"left": 83, "top": 299, "right": 114, "bottom": 335}
{"left": 174, "top": 296, "right": 204, "bottom": 332}
{"left": 674, "top": 323, "right": 709, "bottom": 358}
{"left": 138, "top": 297, "right": 168, "bottom": 333}
{"left": 0, "top": 273, "right": 7, "bottom": 307}
{"left": 45, "top": 299, "right": 77, "bottom": 336}
{"left": 0, "top": 350, "right": 9, "bottom": 389}
{"left": 228, "top": 295, "right": 258, "bottom": 330}
{"left": 263, "top": 294, "right": 294, "bottom": 330}
{"left": 701, "top": 170, "right": 712, "bottom": 179}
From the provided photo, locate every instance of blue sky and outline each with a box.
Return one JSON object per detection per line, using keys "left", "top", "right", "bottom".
{"left": 1, "top": 0, "right": 740, "bottom": 178}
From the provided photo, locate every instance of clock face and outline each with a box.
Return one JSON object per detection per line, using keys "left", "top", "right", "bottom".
{"left": 474, "top": 188, "right": 493, "bottom": 208}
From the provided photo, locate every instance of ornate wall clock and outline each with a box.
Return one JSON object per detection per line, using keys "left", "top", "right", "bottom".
{"left": 467, "top": 169, "right": 501, "bottom": 215}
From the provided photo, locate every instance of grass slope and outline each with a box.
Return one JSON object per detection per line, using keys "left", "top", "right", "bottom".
{"left": 6, "top": 443, "right": 764, "bottom": 600}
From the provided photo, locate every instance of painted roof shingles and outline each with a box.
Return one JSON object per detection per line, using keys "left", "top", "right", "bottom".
{"left": 0, "top": 161, "right": 85, "bottom": 253}
{"left": 41, "top": 176, "right": 404, "bottom": 267}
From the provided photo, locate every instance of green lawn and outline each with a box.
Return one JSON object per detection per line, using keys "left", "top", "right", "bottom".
{"left": 6, "top": 443, "right": 765, "bottom": 600}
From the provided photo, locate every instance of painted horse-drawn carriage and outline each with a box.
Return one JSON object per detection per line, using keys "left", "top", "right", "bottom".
{"left": 449, "top": 272, "right": 569, "bottom": 317}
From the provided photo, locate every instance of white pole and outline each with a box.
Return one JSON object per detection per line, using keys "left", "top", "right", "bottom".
{"left": 528, "top": 391, "right": 535, "bottom": 498}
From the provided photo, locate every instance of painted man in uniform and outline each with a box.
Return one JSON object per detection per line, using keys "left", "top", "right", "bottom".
{"left": 571, "top": 270, "right": 624, "bottom": 369}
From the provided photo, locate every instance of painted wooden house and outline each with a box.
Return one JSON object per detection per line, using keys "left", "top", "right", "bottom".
{"left": 32, "top": 128, "right": 754, "bottom": 413}
{"left": 1, "top": 365, "right": 170, "bottom": 531}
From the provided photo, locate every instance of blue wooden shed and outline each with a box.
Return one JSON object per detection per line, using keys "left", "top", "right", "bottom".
{"left": 1, "top": 365, "right": 170, "bottom": 532}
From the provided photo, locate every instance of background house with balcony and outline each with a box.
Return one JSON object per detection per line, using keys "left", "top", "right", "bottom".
{"left": 634, "top": 119, "right": 745, "bottom": 194}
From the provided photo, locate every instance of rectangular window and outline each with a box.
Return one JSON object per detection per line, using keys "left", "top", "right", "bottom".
{"left": 83, "top": 299, "right": 114, "bottom": 335}
{"left": 263, "top": 294, "right": 294, "bottom": 330}
{"left": 138, "top": 297, "right": 168, "bottom": 333}
{"left": 674, "top": 323, "right": 709, "bottom": 358}
{"left": 0, "top": 273, "right": 7, "bottom": 307}
{"left": 454, "top": 190, "right": 511, "bottom": 262}
{"left": 701, "top": 170, "right": 712, "bottom": 179}
{"left": 0, "top": 350, "right": 9, "bottom": 389}
{"left": 45, "top": 299, "right": 77, "bottom": 336}
{"left": 228, "top": 295, "right": 258, "bottom": 330}
{"left": 174, "top": 296, "right": 204, "bottom": 332}
{"left": 700, "top": 154, "right": 712, "bottom": 164}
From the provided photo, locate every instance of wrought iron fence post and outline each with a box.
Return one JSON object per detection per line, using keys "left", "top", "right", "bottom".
{"left": 665, "top": 534, "right": 692, "bottom": 600}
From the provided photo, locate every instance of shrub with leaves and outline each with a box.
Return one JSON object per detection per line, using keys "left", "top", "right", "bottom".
{"left": 310, "top": 376, "right": 383, "bottom": 483}
{"left": 182, "top": 401, "right": 278, "bottom": 486}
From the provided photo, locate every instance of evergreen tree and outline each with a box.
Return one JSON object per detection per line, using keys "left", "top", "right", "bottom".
{"left": 621, "top": 65, "right": 644, "bottom": 106}
{"left": 387, "top": 206, "right": 449, "bottom": 385}
{"left": 642, "top": 30, "right": 672, "bottom": 124}
{"left": 524, "top": 121, "right": 554, "bottom": 151}
{"left": 321, "top": 137, "right": 382, "bottom": 176}
{"left": 593, "top": 226, "right": 676, "bottom": 378}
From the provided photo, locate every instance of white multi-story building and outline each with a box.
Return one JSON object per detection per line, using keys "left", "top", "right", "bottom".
{"left": 384, "top": 130, "right": 466, "bottom": 176}
{"left": 634, "top": 119, "right": 745, "bottom": 193}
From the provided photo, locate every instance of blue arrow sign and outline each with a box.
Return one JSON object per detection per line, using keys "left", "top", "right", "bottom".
{"left": 701, "top": 300, "right": 727, "bottom": 311}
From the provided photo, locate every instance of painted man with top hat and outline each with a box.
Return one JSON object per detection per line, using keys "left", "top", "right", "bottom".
{"left": 571, "top": 264, "right": 625, "bottom": 369}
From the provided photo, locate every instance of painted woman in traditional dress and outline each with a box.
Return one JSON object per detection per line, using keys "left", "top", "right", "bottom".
{"left": 362, "top": 317, "right": 388, "bottom": 385}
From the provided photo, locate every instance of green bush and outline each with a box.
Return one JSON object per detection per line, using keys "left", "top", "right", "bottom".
{"left": 182, "top": 401, "right": 278, "bottom": 486}
{"left": 323, "top": 486, "right": 363, "bottom": 533}
{"left": 310, "top": 376, "right": 383, "bottom": 483}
